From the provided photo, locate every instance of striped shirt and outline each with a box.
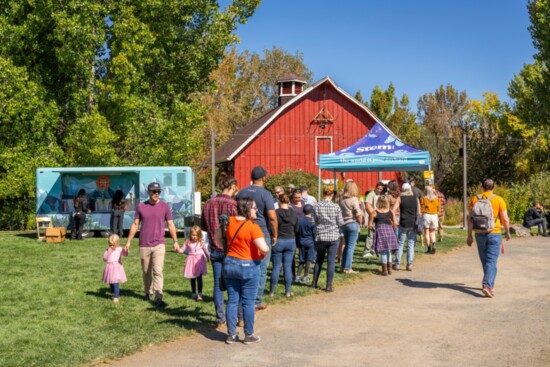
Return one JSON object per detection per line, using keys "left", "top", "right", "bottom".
{"left": 436, "top": 190, "right": 446, "bottom": 217}
{"left": 313, "top": 200, "right": 344, "bottom": 242}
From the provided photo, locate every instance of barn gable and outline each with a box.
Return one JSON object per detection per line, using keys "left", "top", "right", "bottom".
{"left": 214, "top": 76, "right": 400, "bottom": 190}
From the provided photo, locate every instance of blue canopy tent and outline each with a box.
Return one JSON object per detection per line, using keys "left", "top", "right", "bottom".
{"left": 319, "top": 121, "right": 430, "bottom": 174}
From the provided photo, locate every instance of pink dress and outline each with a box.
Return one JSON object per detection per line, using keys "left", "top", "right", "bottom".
{"left": 102, "top": 247, "right": 128, "bottom": 284}
{"left": 179, "top": 240, "right": 209, "bottom": 279}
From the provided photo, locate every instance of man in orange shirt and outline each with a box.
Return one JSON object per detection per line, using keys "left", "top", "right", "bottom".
{"left": 466, "top": 178, "right": 511, "bottom": 298}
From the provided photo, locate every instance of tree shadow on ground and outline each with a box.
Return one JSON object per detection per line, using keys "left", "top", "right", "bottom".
{"left": 396, "top": 278, "right": 483, "bottom": 298}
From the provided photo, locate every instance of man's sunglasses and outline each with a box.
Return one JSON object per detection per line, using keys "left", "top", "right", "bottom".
{"left": 150, "top": 190, "right": 161, "bottom": 194}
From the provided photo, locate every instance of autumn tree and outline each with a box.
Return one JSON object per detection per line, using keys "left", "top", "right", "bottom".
{"left": 199, "top": 46, "right": 313, "bottom": 154}
{"left": 417, "top": 85, "right": 470, "bottom": 191}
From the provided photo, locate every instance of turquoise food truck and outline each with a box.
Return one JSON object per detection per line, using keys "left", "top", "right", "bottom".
{"left": 36, "top": 167, "right": 195, "bottom": 236}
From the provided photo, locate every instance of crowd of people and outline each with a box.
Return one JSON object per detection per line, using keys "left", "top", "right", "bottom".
{"left": 99, "top": 167, "right": 528, "bottom": 345}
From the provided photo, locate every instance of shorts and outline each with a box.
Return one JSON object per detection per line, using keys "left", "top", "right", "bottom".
{"left": 298, "top": 243, "right": 316, "bottom": 263}
{"left": 423, "top": 213, "right": 439, "bottom": 229}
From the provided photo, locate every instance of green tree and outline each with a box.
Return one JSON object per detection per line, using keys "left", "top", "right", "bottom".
{"left": 508, "top": 60, "right": 549, "bottom": 173}
{"left": 0, "top": 0, "right": 260, "bottom": 229}
{"left": 504, "top": 1, "right": 550, "bottom": 174}
{"left": 464, "top": 93, "right": 519, "bottom": 189}
{"left": 368, "top": 83, "right": 421, "bottom": 146}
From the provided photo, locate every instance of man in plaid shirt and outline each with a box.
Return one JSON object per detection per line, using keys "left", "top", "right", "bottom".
{"left": 312, "top": 187, "right": 344, "bottom": 292}
{"left": 201, "top": 174, "right": 238, "bottom": 329}
{"left": 435, "top": 188, "right": 446, "bottom": 242}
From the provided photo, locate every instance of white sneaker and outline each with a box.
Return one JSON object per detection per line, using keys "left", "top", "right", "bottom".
{"left": 362, "top": 252, "right": 374, "bottom": 258}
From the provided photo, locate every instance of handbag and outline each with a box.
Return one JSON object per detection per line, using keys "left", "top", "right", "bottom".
{"left": 219, "top": 219, "right": 248, "bottom": 291}
{"left": 414, "top": 199, "right": 424, "bottom": 235}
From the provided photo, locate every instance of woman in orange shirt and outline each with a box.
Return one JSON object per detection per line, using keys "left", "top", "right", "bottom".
{"left": 420, "top": 187, "right": 440, "bottom": 254}
{"left": 223, "top": 197, "right": 270, "bottom": 345}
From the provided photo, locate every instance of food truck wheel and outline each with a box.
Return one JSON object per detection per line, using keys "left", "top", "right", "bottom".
{"left": 99, "top": 231, "right": 111, "bottom": 238}
{"left": 82, "top": 231, "right": 94, "bottom": 238}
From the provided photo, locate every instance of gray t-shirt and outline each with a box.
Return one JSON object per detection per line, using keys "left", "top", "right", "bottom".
{"left": 236, "top": 184, "right": 275, "bottom": 238}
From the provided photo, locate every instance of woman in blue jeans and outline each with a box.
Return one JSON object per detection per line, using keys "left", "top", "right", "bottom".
{"left": 269, "top": 194, "right": 299, "bottom": 297}
{"left": 339, "top": 181, "right": 363, "bottom": 274}
{"left": 222, "top": 198, "right": 269, "bottom": 345}
{"left": 394, "top": 183, "right": 420, "bottom": 271}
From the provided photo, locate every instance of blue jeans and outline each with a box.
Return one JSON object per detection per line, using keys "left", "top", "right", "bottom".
{"left": 380, "top": 250, "right": 391, "bottom": 264}
{"left": 341, "top": 221, "right": 359, "bottom": 270}
{"left": 475, "top": 233, "right": 502, "bottom": 289}
{"left": 109, "top": 283, "right": 120, "bottom": 298}
{"left": 313, "top": 240, "right": 338, "bottom": 288}
{"left": 255, "top": 235, "right": 271, "bottom": 307}
{"left": 270, "top": 238, "right": 296, "bottom": 293}
{"left": 210, "top": 251, "right": 226, "bottom": 323}
{"left": 223, "top": 256, "right": 260, "bottom": 337}
{"left": 396, "top": 227, "right": 417, "bottom": 266}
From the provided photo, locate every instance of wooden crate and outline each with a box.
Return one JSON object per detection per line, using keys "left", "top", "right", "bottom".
{"left": 45, "top": 227, "right": 66, "bottom": 243}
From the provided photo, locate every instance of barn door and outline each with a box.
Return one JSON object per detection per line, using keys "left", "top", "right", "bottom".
{"left": 315, "top": 136, "right": 333, "bottom": 165}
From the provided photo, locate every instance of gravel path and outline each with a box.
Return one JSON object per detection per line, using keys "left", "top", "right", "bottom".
{"left": 102, "top": 236, "right": 550, "bottom": 367}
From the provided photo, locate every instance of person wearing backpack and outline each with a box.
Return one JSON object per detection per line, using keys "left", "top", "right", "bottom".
{"left": 466, "top": 178, "right": 511, "bottom": 298}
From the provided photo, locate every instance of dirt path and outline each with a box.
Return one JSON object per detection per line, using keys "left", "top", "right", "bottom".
{"left": 104, "top": 236, "right": 550, "bottom": 367}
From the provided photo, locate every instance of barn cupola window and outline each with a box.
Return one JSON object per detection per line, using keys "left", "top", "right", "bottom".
{"left": 277, "top": 74, "right": 307, "bottom": 106}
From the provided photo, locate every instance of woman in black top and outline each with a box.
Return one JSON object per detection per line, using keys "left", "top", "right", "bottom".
{"left": 269, "top": 194, "right": 299, "bottom": 297}
{"left": 72, "top": 189, "right": 89, "bottom": 240}
{"left": 394, "top": 183, "right": 421, "bottom": 271}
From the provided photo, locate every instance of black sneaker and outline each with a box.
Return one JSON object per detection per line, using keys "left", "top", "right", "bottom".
{"left": 243, "top": 334, "right": 261, "bottom": 345}
{"left": 155, "top": 299, "right": 167, "bottom": 308}
{"left": 143, "top": 294, "right": 151, "bottom": 301}
{"left": 225, "top": 334, "right": 239, "bottom": 344}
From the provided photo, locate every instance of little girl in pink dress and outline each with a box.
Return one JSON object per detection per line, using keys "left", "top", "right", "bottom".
{"left": 179, "top": 226, "right": 210, "bottom": 301}
{"left": 103, "top": 234, "right": 128, "bottom": 302}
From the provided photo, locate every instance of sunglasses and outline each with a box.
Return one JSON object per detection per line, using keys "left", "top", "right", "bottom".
{"left": 150, "top": 190, "right": 161, "bottom": 194}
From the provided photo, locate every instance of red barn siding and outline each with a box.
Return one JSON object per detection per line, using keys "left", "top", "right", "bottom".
{"left": 232, "top": 81, "right": 400, "bottom": 193}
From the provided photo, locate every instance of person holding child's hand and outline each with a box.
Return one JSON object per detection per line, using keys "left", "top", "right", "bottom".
{"left": 103, "top": 234, "right": 128, "bottom": 303}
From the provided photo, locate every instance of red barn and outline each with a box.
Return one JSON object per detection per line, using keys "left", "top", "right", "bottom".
{"left": 214, "top": 75, "right": 400, "bottom": 192}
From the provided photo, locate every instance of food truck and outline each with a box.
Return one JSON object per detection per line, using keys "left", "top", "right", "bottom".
{"left": 36, "top": 166, "right": 195, "bottom": 236}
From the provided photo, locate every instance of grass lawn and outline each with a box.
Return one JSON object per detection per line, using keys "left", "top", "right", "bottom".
{"left": 0, "top": 228, "right": 468, "bottom": 367}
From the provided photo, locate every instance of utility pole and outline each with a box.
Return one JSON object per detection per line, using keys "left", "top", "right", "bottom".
{"left": 211, "top": 129, "right": 216, "bottom": 198}
{"left": 462, "top": 130, "right": 468, "bottom": 229}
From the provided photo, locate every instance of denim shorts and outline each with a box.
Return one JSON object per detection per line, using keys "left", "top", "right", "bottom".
{"left": 222, "top": 256, "right": 261, "bottom": 280}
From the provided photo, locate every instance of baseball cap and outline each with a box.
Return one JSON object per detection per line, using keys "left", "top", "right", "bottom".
{"left": 288, "top": 184, "right": 295, "bottom": 189}
{"left": 303, "top": 204, "right": 314, "bottom": 215}
{"left": 251, "top": 166, "right": 268, "bottom": 181}
{"left": 402, "top": 183, "right": 411, "bottom": 190}
{"left": 300, "top": 185, "right": 308, "bottom": 191}
{"left": 148, "top": 182, "right": 161, "bottom": 191}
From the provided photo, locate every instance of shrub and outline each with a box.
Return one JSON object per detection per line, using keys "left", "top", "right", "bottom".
{"left": 264, "top": 169, "right": 319, "bottom": 197}
{"left": 444, "top": 197, "right": 463, "bottom": 225}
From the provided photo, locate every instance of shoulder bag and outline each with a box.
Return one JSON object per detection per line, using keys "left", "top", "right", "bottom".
{"left": 219, "top": 219, "right": 248, "bottom": 291}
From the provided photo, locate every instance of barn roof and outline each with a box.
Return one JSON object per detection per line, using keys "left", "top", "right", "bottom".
{"left": 212, "top": 76, "right": 394, "bottom": 164}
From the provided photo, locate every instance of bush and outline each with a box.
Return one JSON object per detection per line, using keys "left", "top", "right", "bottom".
{"left": 443, "top": 197, "right": 463, "bottom": 225}
{"left": 264, "top": 169, "right": 320, "bottom": 197}
{"left": 466, "top": 172, "right": 550, "bottom": 223}
{"left": 0, "top": 196, "right": 35, "bottom": 230}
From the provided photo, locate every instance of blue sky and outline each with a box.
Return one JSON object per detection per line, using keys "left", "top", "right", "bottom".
{"left": 229, "top": 0, "right": 536, "bottom": 110}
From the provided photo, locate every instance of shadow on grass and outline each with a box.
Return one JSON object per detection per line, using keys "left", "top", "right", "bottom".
{"left": 395, "top": 278, "right": 483, "bottom": 298}
{"left": 16, "top": 232, "right": 41, "bottom": 239}
{"left": 85, "top": 288, "right": 145, "bottom": 300}
{"left": 164, "top": 289, "right": 213, "bottom": 303}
